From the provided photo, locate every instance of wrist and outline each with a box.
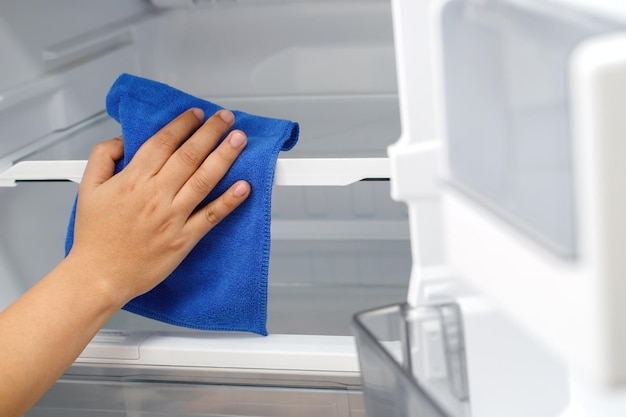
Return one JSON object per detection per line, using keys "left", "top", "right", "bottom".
{"left": 58, "top": 253, "right": 130, "bottom": 313}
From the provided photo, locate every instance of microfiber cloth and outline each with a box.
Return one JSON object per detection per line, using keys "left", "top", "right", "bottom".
{"left": 65, "top": 73, "right": 299, "bottom": 336}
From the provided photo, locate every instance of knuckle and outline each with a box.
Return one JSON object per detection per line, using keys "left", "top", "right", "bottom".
{"left": 203, "top": 194, "right": 240, "bottom": 227}
{"left": 189, "top": 172, "right": 214, "bottom": 196}
{"left": 204, "top": 145, "right": 237, "bottom": 175}
{"left": 214, "top": 145, "right": 235, "bottom": 165}
{"left": 153, "top": 130, "right": 177, "bottom": 151}
{"left": 203, "top": 203, "right": 223, "bottom": 226}
{"left": 143, "top": 193, "right": 162, "bottom": 215}
{"left": 121, "top": 173, "right": 140, "bottom": 193}
{"left": 168, "top": 235, "right": 188, "bottom": 253}
{"left": 178, "top": 142, "right": 202, "bottom": 167}
{"left": 91, "top": 141, "right": 111, "bottom": 157}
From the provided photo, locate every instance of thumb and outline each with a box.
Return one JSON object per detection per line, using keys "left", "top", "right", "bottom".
{"left": 80, "top": 137, "right": 124, "bottom": 190}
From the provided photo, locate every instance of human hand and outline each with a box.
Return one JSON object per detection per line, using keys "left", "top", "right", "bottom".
{"left": 66, "top": 108, "right": 250, "bottom": 307}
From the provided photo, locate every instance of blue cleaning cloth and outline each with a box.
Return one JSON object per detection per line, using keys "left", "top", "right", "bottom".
{"left": 65, "top": 74, "right": 299, "bottom": 336}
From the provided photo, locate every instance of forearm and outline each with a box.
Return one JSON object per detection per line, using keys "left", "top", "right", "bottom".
{"left": 0, "top": 108, "right": 250, "bottom": 417}
{"left": 0, "top": 256, "right": 124, "bottom": 417}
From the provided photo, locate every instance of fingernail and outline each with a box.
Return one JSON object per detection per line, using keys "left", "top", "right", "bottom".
{"left": 233, "top": 182, "right": 248, "bottom": 197}
{"left": 220, "top": 109, "right": 234, "bottom": 124}
{"left": 192, "top": 108, "right": 204, "bottom": 121}
{"left": 229, "top": 131, "right": 246, "bottom": 148}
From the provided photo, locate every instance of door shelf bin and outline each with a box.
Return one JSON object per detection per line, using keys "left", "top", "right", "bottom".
{"left": 352, "top": 302, "right": 471, "bottom": 417}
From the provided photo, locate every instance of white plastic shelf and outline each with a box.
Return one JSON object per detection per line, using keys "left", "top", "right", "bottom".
{"left": 0, "top": 157, "right": 391, "bottom": 187}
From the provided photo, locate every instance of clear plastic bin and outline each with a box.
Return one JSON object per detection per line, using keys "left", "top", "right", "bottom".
{"left": 352, "top": 303, "right": 471, "bottom": 417}
{"left": 28, "top": 375, "right": 363, "bottom": 417}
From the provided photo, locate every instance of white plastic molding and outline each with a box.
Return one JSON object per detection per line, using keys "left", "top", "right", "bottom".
{"left": 0, "top": 158, "right": 391, "bottom": 187}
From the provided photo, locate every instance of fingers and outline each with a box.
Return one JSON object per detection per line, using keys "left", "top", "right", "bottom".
{"left": 173, "top": 128, "right": 248, "bottom": 211}
{"left": 83, "top": 107, "right": 250, "bottom": 246}
{"left": 159, "top": 110, "right": 236, "bottom": 191}
{"left": 185, "top": 180, "right": 250, "bottom": 241}
{"left": 128, "top": 108, "right": 204, "bottom": 175}
{"left": 80, "top": 137, "right": 124, "bottom": 190}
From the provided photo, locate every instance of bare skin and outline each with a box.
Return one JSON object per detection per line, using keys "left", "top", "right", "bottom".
{"left": 0, "top": 108, "right": 250, "bottom": 417}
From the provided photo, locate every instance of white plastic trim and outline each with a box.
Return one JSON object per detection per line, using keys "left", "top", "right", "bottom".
{"left": 274, "top": 158, "right": 390, "bottom": 186}
{"left": 0, "top": 160, "right": 87, "bottom": 184}
{"left": 0, "top": 158, "right": 391, "bottom": 187}
{"left": 78, "top": 331, "right": 360, "bottom": 373}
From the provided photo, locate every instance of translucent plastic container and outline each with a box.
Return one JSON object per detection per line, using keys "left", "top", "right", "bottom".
{"left": 352, "top": 303, "right": 470, "bottom": 417}
{"left": 28, "top": 376, "right": 363, "bottom": 417}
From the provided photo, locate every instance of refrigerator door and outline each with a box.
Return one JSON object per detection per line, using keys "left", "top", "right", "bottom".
{"left": 436, "top": 0, "right": 626, "bottom": 387}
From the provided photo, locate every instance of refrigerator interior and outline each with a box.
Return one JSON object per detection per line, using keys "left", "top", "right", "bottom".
{"left": 0, "top": 0, "right": 426, "bottom": 337}
{"left": 10, "top": 0, "right": 626, "bottom": 416}
{"left": 1, "top": 112, "right": 411, "bottom": 337}
{"left": 0, "top": 2, "right": 446, "bottom": 414}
